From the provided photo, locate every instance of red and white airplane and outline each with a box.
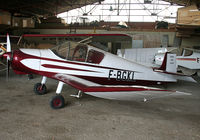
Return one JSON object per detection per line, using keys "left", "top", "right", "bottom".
{"left": 1, "top": 34, "right": 194, "bottom": 109}
{"left": 155, "top": 48, "right": 200, "bottom": 76}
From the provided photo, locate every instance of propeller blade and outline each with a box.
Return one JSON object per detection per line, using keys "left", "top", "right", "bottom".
{"left": 6, "top": 34, "right": 11, "bottom": 53}
{"left": 4, "top": 34, "right": 12, "bottom": 80}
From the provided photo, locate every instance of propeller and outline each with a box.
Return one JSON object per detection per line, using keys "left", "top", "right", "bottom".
{"left": 5, "top": 34, "right": 12, "bottom": 80}
{"left": 6, "top": 34, "right": 11, "bottom": 53}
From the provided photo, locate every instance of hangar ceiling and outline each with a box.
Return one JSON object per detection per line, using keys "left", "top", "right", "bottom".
{"left": 0, "top": 0, "right": 104, "bottom": 17}
{"left": 0, "top": 0, "right": 199, "bottom": 18}
{"left": 163, "top": 0, "right": 200, "bottom": 6}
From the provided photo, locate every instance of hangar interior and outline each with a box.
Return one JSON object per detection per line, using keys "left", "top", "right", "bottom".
{"left": 0, "top": 0, "right": 200, "bottom": 140}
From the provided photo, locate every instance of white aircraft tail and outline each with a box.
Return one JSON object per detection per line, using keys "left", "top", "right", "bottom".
{"left": 158, "top": 52, "right": 177, "bottom": 73}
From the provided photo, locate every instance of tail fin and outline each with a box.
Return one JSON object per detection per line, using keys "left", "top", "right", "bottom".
{"left": 155, "top": 52, "right": 196, "bottom": 83}
{"left": 158, "top": 52, "right": 177, "bottom": 73}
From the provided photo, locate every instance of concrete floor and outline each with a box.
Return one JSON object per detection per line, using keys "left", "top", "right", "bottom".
{"left": 0, "top": 70, "right": 200, "bottom": 140}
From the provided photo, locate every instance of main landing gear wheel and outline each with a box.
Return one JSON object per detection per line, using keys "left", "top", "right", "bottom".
{"left": 34, "top": 83, "right": 47, "bottom": 95}
{"left": 50, "top": 95, "right": 65, "bottom": 109}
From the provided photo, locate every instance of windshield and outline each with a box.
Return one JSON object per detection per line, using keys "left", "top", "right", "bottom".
{"left": 51, "top": 41, "right": 104, "bottom": 64}
{"left": 51, "top": 41, "right": 87, "bottom": 61}
{"left": 181, "top": 49, "right": 193, "bottom": 56}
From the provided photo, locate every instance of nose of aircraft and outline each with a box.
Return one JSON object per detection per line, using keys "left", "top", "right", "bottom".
{"left": 1, "top": 48, "right": 42, "bottom": 75}
{"left": 11, "top": 49, "right": 41, "bottom": 75}
{"left": 1, "top": 49, "right": 35, "bottom": 75}
{"left": 10, "top": 50, "right": 31, "bottom": 74}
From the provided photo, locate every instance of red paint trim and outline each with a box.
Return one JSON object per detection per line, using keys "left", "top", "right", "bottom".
{"left": 176, "top": 58, "right": 196, "bottom": 61}
{"left": 42, "top": 64, "right": 98, "bottom": 72}
{"left": 157, "top": 52, "right": 168, "bottom": 71}
{"left": 23, "top": 34, "right": 130, "bottom": 38}
{"left": 83, "top": 86, "right": 171, "bottom": 92}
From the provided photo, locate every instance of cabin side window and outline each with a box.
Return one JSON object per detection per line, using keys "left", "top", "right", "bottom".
{"left": 86, "top": 49, "right": 104, "bottom": 64}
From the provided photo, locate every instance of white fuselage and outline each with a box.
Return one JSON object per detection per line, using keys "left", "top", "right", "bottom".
{"left": 20, "top": 48, "right": 177, "bottom": 84}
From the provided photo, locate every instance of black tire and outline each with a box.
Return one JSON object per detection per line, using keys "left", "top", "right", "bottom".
{"left": 34, "top": 83, "right": 47, "bottom": 95}
{"left": 50, "top": 95, "right": 65, "bottom": 109}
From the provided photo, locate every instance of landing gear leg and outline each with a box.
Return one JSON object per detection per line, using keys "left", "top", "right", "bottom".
{"left": 50, "top": 81, "right": 65, "bottom": 109}
{"left": 34, "top": 76, "right": 47, "bottom": 95}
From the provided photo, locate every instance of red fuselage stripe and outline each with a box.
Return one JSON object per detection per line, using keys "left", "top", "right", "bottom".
{"left": 82, "top": 86, "right": 171, "bottom": 92}
{"left": 42, "top": 64, "right": 99, "bottom": 73}
{"left": 176, "top": 58, "right": 196, "bottom": 61}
